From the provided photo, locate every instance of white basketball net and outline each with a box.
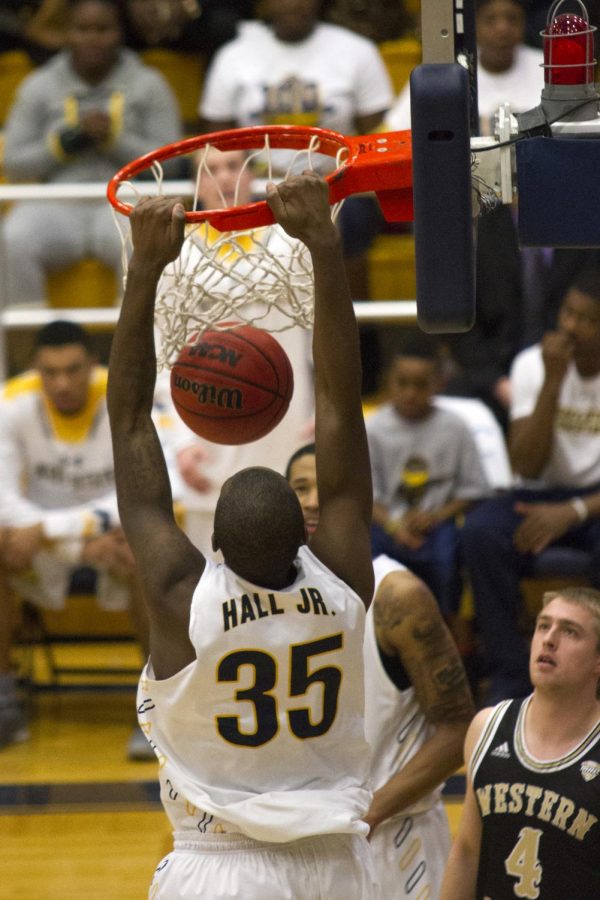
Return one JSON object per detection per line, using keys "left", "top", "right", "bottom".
{"left": 112, "top": 135, "right": 346, "bottom": 369}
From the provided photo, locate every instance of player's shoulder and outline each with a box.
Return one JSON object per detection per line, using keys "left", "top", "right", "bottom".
{"left": 429, "top": 403, "right": 475, "bottom": 436}
{"left": 511, "top": 342, "right": 542, "bottom": 374}
{"left": 218, "top": 20, "right": 270, "bottom": 53}
{"left": 364, "top": 400, "right": 394, "bottom": 430}
{"left": 372, "top": 558, "right": 436, "bottom": 624}
{"left": 11, "top": 51, "right": 65, "bottom": 96}
{"left": 467, "top": 701, "right": 515, "bottom": 763}
{"left": 1, "top": 370, "right": 42, "bottom": 404}
{"left": 515, "top": 43, "right": 545, "bottom": 66}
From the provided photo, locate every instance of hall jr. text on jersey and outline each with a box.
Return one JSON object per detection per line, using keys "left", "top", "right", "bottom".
{"left": 222, "top": 587, "right": 334, "bottom": 632}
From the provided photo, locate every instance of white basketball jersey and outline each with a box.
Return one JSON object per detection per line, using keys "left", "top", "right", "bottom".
{"left": 138, "top": 545, "right": 371, "bottom": 843}
{"left": 363, "top": 555, "right": 441, "bottom": 816}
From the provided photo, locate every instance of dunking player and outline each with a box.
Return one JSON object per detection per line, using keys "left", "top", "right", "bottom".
{"left": 441, "top": 587, "right": 600, "bottom": 899}
{"left": 287, "top": 443, "right": 474, "bottom": 898}
{"left": 107, "top": 173, "right": 379, "bottom": 898}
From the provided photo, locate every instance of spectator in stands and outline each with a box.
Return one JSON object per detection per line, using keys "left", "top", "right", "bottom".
{"left": 367, "top": 330, "right": 491, "bottom": 625}
{"left": 441, "top": 211, "right": 600, "bottom": 433}
{"left": 122, "top": 0, "right": 253, "bottom": 62}
{"left": 156, "top": 146, "right": 315, "bottom": 555}
{"left": 199, "top": 0, "right": 393, "bottom": 141}
{"left": 1, "top": 0, "right": 182, "bottom": 309}
{"left": 0, "top": 320, "right": 181, "bottom": 757}
{"left": 461, "top": 267, "right": 600, "bottom": 705}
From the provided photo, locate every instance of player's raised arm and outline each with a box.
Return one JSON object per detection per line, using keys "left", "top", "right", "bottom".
{"left": 266, "top": 173, "right": 373, "bottom": 603}
{"left": 107, "top": 197, "right": 205, "bottom": 676}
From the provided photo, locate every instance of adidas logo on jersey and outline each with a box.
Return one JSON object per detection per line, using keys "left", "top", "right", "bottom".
{"left": 491, "top": 742, "right": 511, "bottom": 759}
{"left": 580, "top": 760, "right": 600, "bottom": 782}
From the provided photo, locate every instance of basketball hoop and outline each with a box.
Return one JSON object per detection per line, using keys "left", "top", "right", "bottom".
{"left": 107, "top": 125, "right": 413, "bottom": 230}
{"left": 107, "top": 126, "right": 413, "bottom": 367}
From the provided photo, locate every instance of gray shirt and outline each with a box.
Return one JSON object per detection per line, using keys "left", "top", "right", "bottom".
{"left": 4, "top": 48, "right": 182, "bottom": 183}
{"left": 366, "top": 403, "right": 490, "bottom": 518}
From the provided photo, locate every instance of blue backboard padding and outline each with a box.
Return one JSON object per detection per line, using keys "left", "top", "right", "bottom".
{"left": 411, "top": 63, "right": 475, "bottom": 333}
{"left": 516, "top": 137, "right": 600, "bottom": 247}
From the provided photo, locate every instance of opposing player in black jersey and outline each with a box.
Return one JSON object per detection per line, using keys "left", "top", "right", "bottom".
{"left": 441, "top": 586, "right": 600, "bottom": 900}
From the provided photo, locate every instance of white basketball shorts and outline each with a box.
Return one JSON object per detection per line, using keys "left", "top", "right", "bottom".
{"left": 149, "top": 831, "right": 381, "bottom": 899}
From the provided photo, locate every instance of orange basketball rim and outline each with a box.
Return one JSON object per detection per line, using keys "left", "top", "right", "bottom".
{"left": 106, "top": 125, "right": 414, "bottom": 232}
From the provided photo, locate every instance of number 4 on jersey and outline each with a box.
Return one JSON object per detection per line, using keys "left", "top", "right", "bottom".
{"left": 504, "top": 827, "right": 543, "bottom": 899}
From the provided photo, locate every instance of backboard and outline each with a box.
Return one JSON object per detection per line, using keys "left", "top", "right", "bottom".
{"left": 410, "top": 0, "right": 479, "bottom": 332}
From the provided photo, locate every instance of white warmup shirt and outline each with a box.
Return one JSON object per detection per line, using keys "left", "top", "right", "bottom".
{"left": 0, "top": 367, "right": 118, "bottom": 538}
{"left": 138, "top": 546, "right": 371, "bottom": 842}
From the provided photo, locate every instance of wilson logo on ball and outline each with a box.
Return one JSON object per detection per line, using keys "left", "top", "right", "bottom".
{"left": 172, "top": 375, "right": 243, "bottom": 410}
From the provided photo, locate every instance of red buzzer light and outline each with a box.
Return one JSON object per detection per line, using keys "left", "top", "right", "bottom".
{"left": 543, "top": 12, "right": 595, "bottom": 85}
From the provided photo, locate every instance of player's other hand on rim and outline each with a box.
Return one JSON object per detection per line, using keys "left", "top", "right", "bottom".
{"left": 265, "top": 171, "right": 338, "bottom": 248}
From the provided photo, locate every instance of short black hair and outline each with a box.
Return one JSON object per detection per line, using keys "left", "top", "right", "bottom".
{"left": 214, "top": 467, "right": 305, "bottom": 586}
{"left": 394, "top": 329, "right": 442, "bottom": 365}
{"left": 34, "top": 320, "right": 93, "bottom": 354}
{"left": 285, "top": 443, "right": 316, "bottom": 481}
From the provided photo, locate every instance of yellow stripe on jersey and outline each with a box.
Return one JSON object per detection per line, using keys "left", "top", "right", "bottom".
{"left": 191, "top": 223, "right": 264, "bottom": 264}
{"left": 2, "top": 370, "right": 41, "bottom": 400}
{"left": 107, "top": 91, "right": 124, "bottom": 145}
{"left": 64, "top": 95, "right": 78, "bottom": 127}
{"left": 3, "top": 367, "right": 108, "bottom": 443}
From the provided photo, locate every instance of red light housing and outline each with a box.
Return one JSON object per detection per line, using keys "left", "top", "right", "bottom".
{"left": 543, "top": 8, "right": 595, "bottom": 85}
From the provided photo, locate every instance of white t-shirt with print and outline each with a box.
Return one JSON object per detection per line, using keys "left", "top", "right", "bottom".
{"left": 510, "top": 343, "right": 600, "bottom": 488}
{"left": 200, "top": 21, "right": 393, "bottom": 172}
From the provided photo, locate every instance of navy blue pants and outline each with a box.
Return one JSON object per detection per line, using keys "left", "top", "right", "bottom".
{"left": 371, "top": 519, "right": 463, "bottom": 617}
{"left": 461, "top": 487, "right": 600, "bottom": 702}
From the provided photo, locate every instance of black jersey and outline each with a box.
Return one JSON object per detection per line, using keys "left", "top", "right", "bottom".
{"left": 471, "top": 697, "right": 600, "bottom": 900}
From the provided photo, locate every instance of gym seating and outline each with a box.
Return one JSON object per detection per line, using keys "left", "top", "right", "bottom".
{"left": 47, "top": 259, "right": 120, "bottom": 308}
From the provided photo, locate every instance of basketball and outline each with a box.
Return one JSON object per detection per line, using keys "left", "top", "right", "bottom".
{"left": 170, "top": 325, "right": 294, "bottom": 445}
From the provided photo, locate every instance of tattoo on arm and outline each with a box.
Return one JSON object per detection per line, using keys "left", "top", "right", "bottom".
{"left": 374, "top": 578, "right": 474, "bottom": 725}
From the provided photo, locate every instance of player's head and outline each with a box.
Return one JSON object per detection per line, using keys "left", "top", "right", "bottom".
{"left": 558, "top": 267, "right": 600, "bottom": 363}
{"left": 194, "top": 148, "right": 255, "bottom": 211}
{"left": 67, "top": 0, "right": 123, "bottom": 81}
{"left": 531, "top": 587, "right": 600, "bottom": 697}
{"left": 476, "top": 0, "right": 526, "bottom": 73}
{"left": 263, "top": 0, "right": 323, "bottom": 43}
{"left": 33, "top": 321, "right": 96, "bottom": 416}
{"left": 286, "top": 443, "right": 318, "bottom": 538}
{"left": 213, "top": 466, "right": 306, "bottom": 586}
{"left": 388, "top": 330, "right": 442, "bottom": 421}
